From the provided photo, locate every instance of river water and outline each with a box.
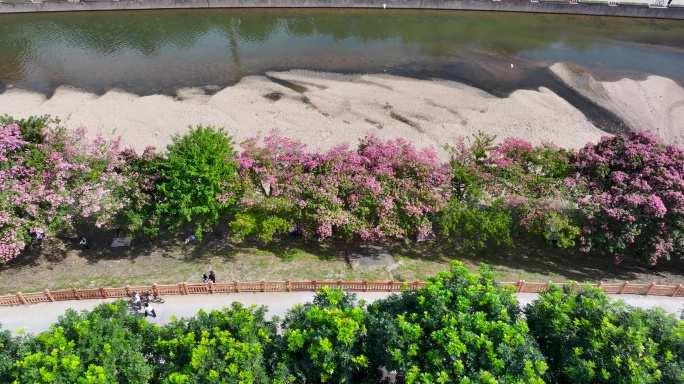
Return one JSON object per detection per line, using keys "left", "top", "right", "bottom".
{"left": 0, "top": 9, "right": 683, "bottom": 97}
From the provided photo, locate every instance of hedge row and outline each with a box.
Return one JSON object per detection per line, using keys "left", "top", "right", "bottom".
{"left": 1, "top": 262, "right": 683, "bottom": 383}
{"left": 2, "top": 115, "right": 684, "bottom": 265}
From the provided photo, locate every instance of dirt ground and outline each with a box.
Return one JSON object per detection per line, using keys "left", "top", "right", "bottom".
{"left": 2, "top": 229, "right": 684, "bottom": 296}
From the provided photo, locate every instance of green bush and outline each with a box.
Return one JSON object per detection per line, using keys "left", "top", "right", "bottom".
{"left": 279, "top": 287, "right": 369, "bottom": 383}
{"left": 153, "top": 302, "right": 292, "bottom": 383}
{"left": 365, "top": 261, "right": 548, "bottom": 383}
{"left": 524, "top": 284, "right": 684, "bottom": 383}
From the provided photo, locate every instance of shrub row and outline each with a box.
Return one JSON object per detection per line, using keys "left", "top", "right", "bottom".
{"left": 2, "top": 115, "right": 684, "bottom": 265}
{"left": 1, "top": 262, "right": 683, "bottom": 383}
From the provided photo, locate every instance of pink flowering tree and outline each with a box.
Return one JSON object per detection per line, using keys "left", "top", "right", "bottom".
{"left": 231, "top": 132, "right": 449, "bottom": 243}
{"left": 301, "top": 136, "right": 449, "bottom": 241}
{"left": 229, "top": 132, "right": 309, "bottom": 242}
{"left": 441, "top": 132, "right": 578, "bottom": 248}
{"left": 574, "top": 131, "right": 684, "bottom": 265}
{"left": 115, "top": 147, "right": 166, "bottom": 237}
{"left": 0, "top": 116, "right": 135, "bottom": 262}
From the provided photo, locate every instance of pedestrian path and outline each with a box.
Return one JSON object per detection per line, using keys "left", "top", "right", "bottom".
{"left": 0, "top": 292, "right": 681, "bottom": 335}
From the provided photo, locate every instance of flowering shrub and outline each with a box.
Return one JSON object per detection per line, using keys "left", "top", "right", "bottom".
{"left": 232, "top": 132, "right": 450, "bottom": 243}
{"left": 574, "top": 131, "right": 684, "bottom": 265}
{"left": 0, "top": 117, "right": 132, "bottom": 262}
{"left": 442, "top": 132, "right": 578, "bottom": 248}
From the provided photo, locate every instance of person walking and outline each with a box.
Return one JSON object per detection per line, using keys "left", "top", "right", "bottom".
{"left": 208, "top": 270, "right": 216, "bottom": 283}
{"left": 144, "top": 303, "right": 156, "bottom": 318}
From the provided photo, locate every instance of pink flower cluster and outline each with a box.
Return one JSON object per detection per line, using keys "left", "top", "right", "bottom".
{"left": 0, "top": 123, "right": 139, "bottom": 262}
{"left": 575, "top": 131, "right": 684, "bottom": 265}
{"left": 233, "top": 131, "right": 450, "bottom": 241}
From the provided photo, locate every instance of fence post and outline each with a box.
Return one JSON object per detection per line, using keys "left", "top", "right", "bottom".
{"left": 99, "top": 287, "right": 108, "bottom": 299}
{"left": 180, "top": 282, "right": 189, "bottom": 295}
{"left": 236, "top": 280, "right": 241, "bottom": 293}
{"left": 546, "top": 281, "right": 552, "bottom": 291}
{"left": 517, "top": 280, "right": 525, "bottom": 293}
{"left": 337, "top": 280, "right": 342, "bottom": 288}
{"left": 645, "top": 282, "right": 656, "bottom": 295}
{"left": 619, "top": 281, "right": 629, "bottom": 294}
{"left": 45, "top": 289, "right": 55, "bottom": 302}
{"left": 72, "top": 288, "right": 81, "bottom": 300}
{"left": 313, "top": 280, "right": 318, "bottom": 291}
{"left": 363, "top": 279, "right": 368, "bottom": 292}
{"left": 287, "top": 280, "right": 292, "bottom": 292}
{"left": 125, "top": 285, "right": 132, "bottom": 296}
{"left": 16, "top": 292, "right": 27, "bottom": 305}
{"left": 414, "top": 281, "right": 420, "bottom": 290}
{"left": 261, "top": 280, "right": 266, "bottom": 292}
{"left": 597, "top": 281, "right": 603, "bottom": 292}
{"left": 672, "top": 284, "right": 683, "bottom": 297}
{"left": 152, "top": 283, "right": 159, "bottom": 296}
{"left": 209, "top": 281, "right": 215, "bottom": 294}
{"left": 389, "top": 281, "right": 394, "bottom": 292}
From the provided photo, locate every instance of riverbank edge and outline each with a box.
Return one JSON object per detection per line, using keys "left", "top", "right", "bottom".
{"left": 1, "top": 0, "right": 682, "bottom": 19}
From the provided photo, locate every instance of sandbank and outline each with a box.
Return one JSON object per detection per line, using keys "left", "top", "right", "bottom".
{"left": 0, "top": 68, "right": 678, "bottom": 156}
{"left": 550, "top": 63, "right": 684, "bottom": 146}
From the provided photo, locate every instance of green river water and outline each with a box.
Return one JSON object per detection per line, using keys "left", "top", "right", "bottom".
{"left": 0, "top": 9, "right": 683, "bottom": 96}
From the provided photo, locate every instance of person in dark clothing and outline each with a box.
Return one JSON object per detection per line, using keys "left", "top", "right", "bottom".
{"left": 202, "top": 273, "right": 209, "bottom": 284}
{"left": 208, "top": 270, "right": 216, "bottom": 283}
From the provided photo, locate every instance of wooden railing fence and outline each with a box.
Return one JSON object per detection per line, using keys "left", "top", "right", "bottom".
{"left": 0, "top": 280, "right": 682, "bottom": 306}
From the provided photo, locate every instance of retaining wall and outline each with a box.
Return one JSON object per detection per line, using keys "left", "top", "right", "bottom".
{"left": 1, "top": 0, "right": 683, "bottom": 19}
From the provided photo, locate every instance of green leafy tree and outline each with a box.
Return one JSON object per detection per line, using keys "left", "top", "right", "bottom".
{"left": 636, "top": 307, "right": 684, "bottom": 384}
{"left": 524, "top": 285, "right": 664, "bottom": 384}
{"left": 442, "top": 132, "right": 578, "bottom": 249}
{"left": 365, "top": 261, "right": 548, "bottom": 383}
{"left": 157, "top": 125, "right": 239, "bottom": 239}
{"left": 0, "top": 326, "right": 31, "bottom": 383}
{"left": 439, "top": 198, "right": 514, "bottom": 249}
{"left": 11, "top": 300, "right": 154, "bottom": 383}
{"left": 153, "top": 302, "right": 293, "bottom": 384}
{"left": 279, "top": 287, "right": 370, "bottom": 383}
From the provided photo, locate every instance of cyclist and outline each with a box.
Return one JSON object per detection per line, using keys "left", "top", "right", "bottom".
{"left": 131, "top": 292, "right": 142, "bottom": 310}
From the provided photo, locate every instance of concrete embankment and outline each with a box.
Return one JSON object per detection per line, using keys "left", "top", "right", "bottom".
{"left": 1, "top": 0, "right": 683, "bottom": 19}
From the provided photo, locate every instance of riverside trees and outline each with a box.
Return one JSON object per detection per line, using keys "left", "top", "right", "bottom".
{"left": 2, "top": 115, "right": 684, "bottom": 267}
{"left": 3, "top": 264, "right": 683, "bottom": 383}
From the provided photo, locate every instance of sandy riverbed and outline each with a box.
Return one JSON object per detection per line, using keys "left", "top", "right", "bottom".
{"left": 0, "top": 68, "right": 681, "bottom": 155}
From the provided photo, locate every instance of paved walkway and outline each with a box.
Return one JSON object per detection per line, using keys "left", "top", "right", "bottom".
{"left": 0, "top": 292, "right": 682, "bottom": 335}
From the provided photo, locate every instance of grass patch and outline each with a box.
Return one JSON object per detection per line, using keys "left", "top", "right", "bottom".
{"left": 264, "top": 92, "right": 282, "bottom": 102}
{"left": 390, "top": 112, "right": 422, "bottom": 132}
{"left": 266, "top": 76, "right": 308, "bottom": 93}
{"left": 1, "top": 233, "right": 683, "bottom": 295}
{"left": 390, "top": 112, "right": 412, "bottom": 125}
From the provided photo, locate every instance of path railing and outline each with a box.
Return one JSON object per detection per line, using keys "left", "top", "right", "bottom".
{"left": 0, "top": 279, "right": 683, "bottom": 306}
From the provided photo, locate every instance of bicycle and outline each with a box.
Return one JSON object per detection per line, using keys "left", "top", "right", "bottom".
{"left": 128, "top": 292, "right": 143, "bottom": 310}
{"left": 142, "top": 290, "right": 165, "bottom": 304}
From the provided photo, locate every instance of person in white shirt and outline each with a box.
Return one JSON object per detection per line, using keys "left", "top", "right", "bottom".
{"left": 144, "top": 303, "right": 156, "bottom": 318}
{"left": 132, "top": 292, "right": 142, "bottom": 310}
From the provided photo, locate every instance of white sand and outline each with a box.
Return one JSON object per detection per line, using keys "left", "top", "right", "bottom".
{"left": 550, "top": 63, "right": 684, "bottom": 146}
{"left": 0, "top": 70, "right": 612, "bottom": 156}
